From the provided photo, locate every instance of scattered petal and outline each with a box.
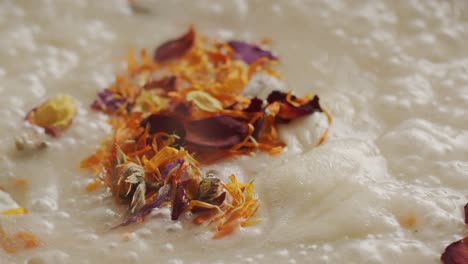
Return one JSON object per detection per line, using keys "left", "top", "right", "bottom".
{"left": 0, "top": 190, "right": 25, "bottom": 215}
{"left": 228, "top": 40, "right": 278, "bottom": 64}
{"left": 26, "top": 95, "right": 77, "bottom": 136}
{"left": 154, "top": 28, "right": 195, "bottom": 62}
{"left": 441, "top": 237, "right": 468, "bottom": 264}
{"left": 0, "top": 228, "right": 40, "bottom": 253}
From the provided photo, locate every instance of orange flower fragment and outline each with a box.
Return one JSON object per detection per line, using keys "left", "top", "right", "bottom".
{"left": 0, "top": 228, "right": 40, "bottom": 253}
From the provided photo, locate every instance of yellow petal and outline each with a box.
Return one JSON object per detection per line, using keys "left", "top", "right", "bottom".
{"left": 186, "top": 91, "right": 222, "bottom": 112}
{"left": 28, "top": 95, "right": 77, "bottom": 131}
{"left": 144, "top": 146, "right": 180, "bottom": 173}
{"left": 1, "top": 207, "right": 26, "bottom": 215}
{"left": 0, "top": 190, "right": 26, "bottom": 215}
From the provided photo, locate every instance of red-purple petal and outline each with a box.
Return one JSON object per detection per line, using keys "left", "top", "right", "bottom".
{"left": 441, "top": 237, "right": 468, "bottom": 264}
{"left": 228, "top": 41, "right": 278, "bottom": 64}
{"left": 141, "top": 113, "right": 186, "bottom": 139}
{"left": 266, "top": 91, "right": 323, "bottom": 121}
{"left": 185, "top": 116, "right": 248, "bottom": 149}
{"left": 92, "top": 89, "right": 127, "bottom": 112}
{"left": 154, "top": 28, "right": 195, "bottom": 62}
{"left": 171, "top": 182, "right": 188, "bottom": 220}
{"left": 277, "top": 95, "right": 322, "bottom": 121}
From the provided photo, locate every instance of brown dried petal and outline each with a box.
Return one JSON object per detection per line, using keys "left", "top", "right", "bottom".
{"left": 143, "top": 75, "right": 177, "bottom": 91}
{"left": 266, "top": 90, "right": 288, "bottom": 104}
{"left": 276, "top": 95, "right": 322, "bottom": 121}
{"left": 441, "top": 237, "right": 468, "bottom": 264}
{"left": 154, "top": 28, "right": 195, "bottom": 62}
{"left": 191, "top": 192, "right": 226, "bottom": 214}
{"left": 244, "top": 97, "right": 263, "bottom": 113}
{"left": 228, "top": 41, "right": 278, "bottom": 64}
{"left": 141, "top": 113, "right": 186, "bottom": 139}
{"left": 185, "top": 116, "right": 248, "bottom": 149}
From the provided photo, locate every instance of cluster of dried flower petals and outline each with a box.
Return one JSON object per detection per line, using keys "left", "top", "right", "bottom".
{"left": 81, "top": 28, "right": 330, "bottom": 238}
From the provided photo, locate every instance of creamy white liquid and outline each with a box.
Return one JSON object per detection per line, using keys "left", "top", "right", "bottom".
{"left": 1, "top": 0, "right": 467, "bottom": 263}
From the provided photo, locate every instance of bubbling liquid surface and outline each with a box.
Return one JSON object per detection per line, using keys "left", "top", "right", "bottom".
{"left": 0, "top": 0, "right": 467, "bottom": 263}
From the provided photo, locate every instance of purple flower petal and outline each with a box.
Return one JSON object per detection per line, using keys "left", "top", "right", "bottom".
{"left": 91, "top": 89, "right": 127, "bottom": 112}
{"left": 266, "top": 90, "right": 323, "bottom": 122}
{"left": 154, "top": 28, "right": 195, "bottom": 62}
{"left": 228, "top": 40, "right": 278, "bottom": 64}
{"left": 159, "top": 158, "right": 184, "bottom": 180}
{"left": 171, "top": 182, "right": 188, "bottom": 220}
{"left": 441, "top": 237, "right": 468, "bottom": 264}
{"left": 185, "top": 115, "right": 248, "bottom": 149}
{"left": 115, "top": 184, "right": 171, "bottom": 228}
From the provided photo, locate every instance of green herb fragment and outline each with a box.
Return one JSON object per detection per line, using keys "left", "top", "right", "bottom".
{"left": 14, "top": 134, "right": 47, "bottom": 152}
